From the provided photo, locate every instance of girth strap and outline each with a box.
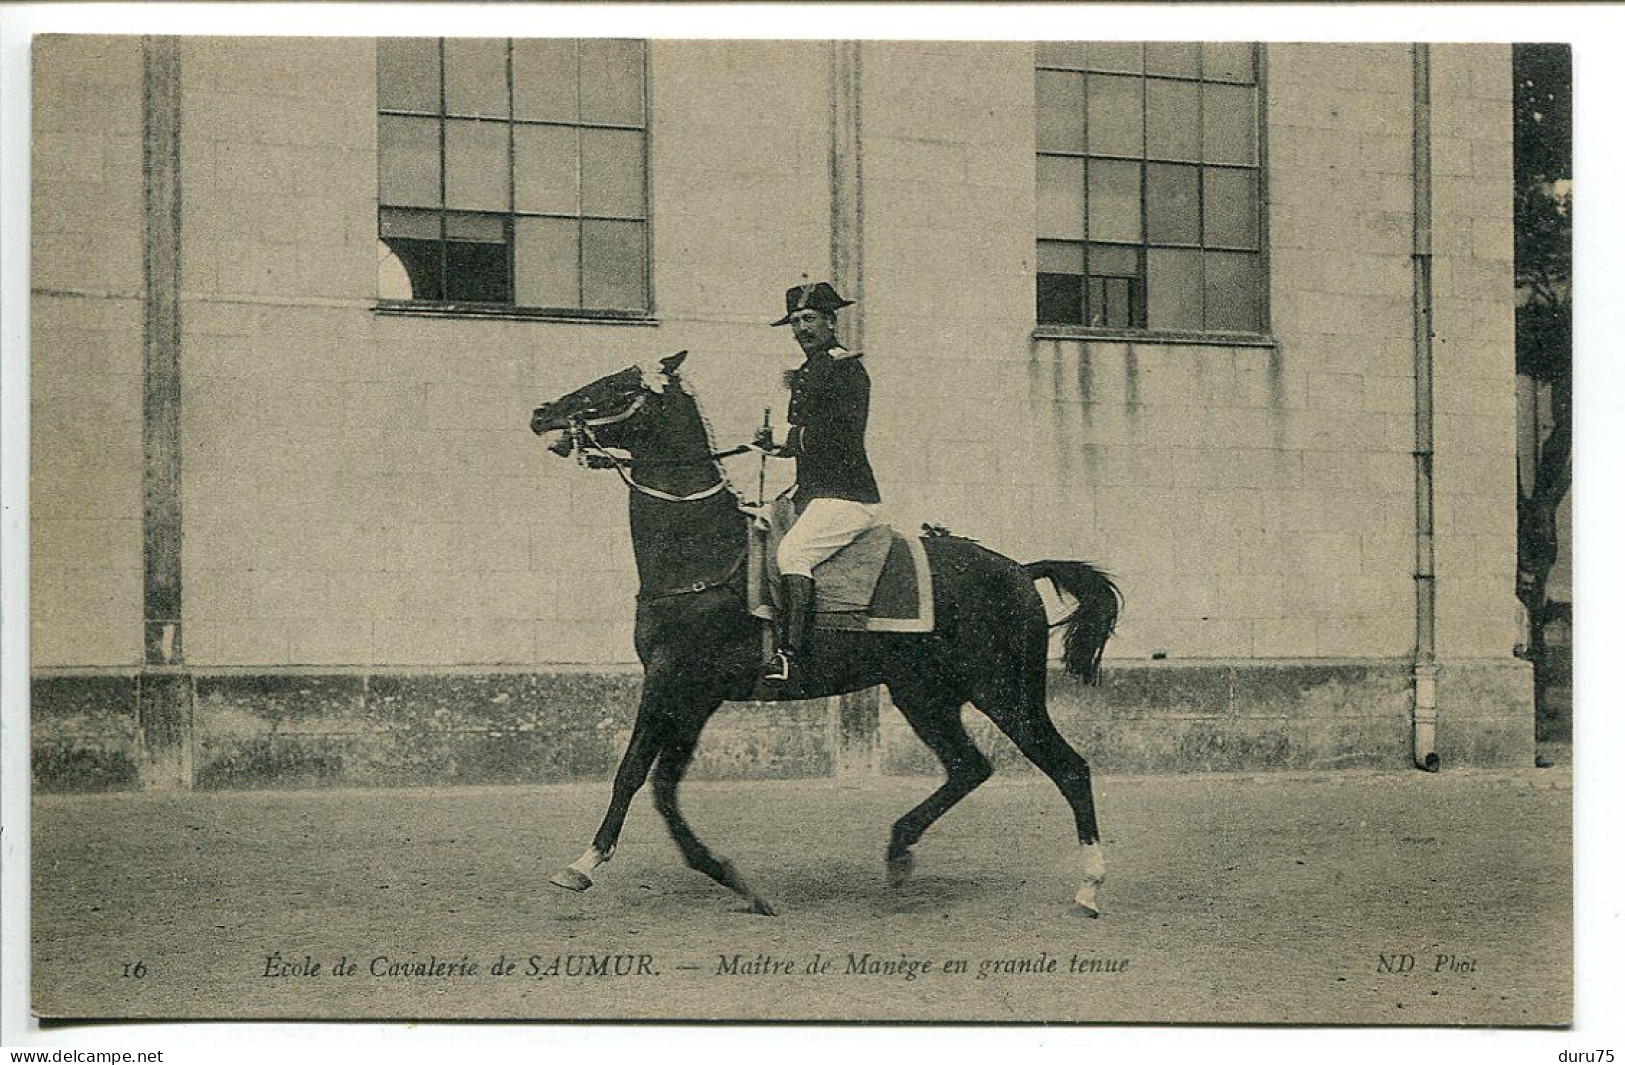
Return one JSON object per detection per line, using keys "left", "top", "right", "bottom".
{"left": 637, "top": 550, "right": 748, "bottom": 601}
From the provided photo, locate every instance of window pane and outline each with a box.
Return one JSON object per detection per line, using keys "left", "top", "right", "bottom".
{"left": 444, "top": 38, "right": 509, "bottom": 117}
{"left": 1086, "top": 74, "right": 1143, "bottom": 156}
{"left": 515, "top": 216, "right": 580, "bottom": 308}
{"left": 513, "top": 39, "right": 579, "bottom": 122}
{"left": 446, "top": 210, "right": 504, "bottom": 241}
{"left": 1203, "top": 251, "right": 1261, "bottom": 331}
{"left": 514, "top": 124, "right": 578, "bottom": 215}
{"left": 1036, "top": 155, "right": 1085, "bottom": 240}
{"left": 1203, "top": 42, "right": 1255, "bottom": 83}
{"left": 380, "top": 206, "right": 440, "bottom": 240}
{"left": 580, "top": 128, "right": 645, "bottom": 218}
{"left": 1088, "top": 159, "right": 1141, "bottom": 243}
{"left": 1203, "top": 84, "right": 1257, "bottom": 165}
{"left": 1145, "top": 42, "right": 1201, "bottom": 78}
{"left": 1203, "top": 168, "right": 1259, "bottom": 248}
{"left": 378, "top": 39, "right": 440, "bottom": 113}
{"left": 1089, "top": 243, "right": 1139, "bottom": 277}
{"left": 1037, "top": 273, "right": 1084, "bottom": 325}
{"left": 1147, "top": 163, "right": 1200, "bottom": 245}
{"left": 1147, "top": 247, "right": 1202, "bottom": 330}
{"left": 378, "top": 114, "right": 441, "bottom": 208}
{"left": 1036, "top": 70, "right": 1085, "bottom": 153}
{"left": 580, "top": 39, "right": 644, "bottom": 126}
{"left": 1037, "top": 241, "right": 1093, "bottom": 327}
{"left": 1086, "top": 278, "right": 1105, "bottom": 325}
{"left": 1146, "top": 79, "right": 1200, "bottom": 160}
{"left": 444, "top": 119, "right": 509, "bottom": 212}
{"left": 1036, "top": 41, "right": 1088, "bottom": 70}
{"left": 1102, "top": 277, "right": 1137, "bottom": 328}
{"left": 1038, "top": 239, "right": 1084, "bottom": 274}
{"left": 1087, "top": 42, "right": 1143, "bottom": 73}
{"left": 581, "top": 219, "right": 647, "bottom": 310}
{"left": 444, "top": 236, "right": 510, "bottom": 303}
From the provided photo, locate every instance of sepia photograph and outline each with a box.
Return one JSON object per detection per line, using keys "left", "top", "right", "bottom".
{"left": 4, "top": 5, "right": 1604, "bottom": 1044}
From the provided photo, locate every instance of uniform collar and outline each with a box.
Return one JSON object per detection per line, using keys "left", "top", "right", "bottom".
{"left": 808, "top": 345, "right": 860, "bottom": 362}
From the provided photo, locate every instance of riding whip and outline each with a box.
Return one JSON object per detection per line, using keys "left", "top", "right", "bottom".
{"left": 758, "top": 407, "right": 771, "bottom": 504}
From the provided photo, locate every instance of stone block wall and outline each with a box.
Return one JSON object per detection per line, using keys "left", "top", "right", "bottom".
{"left": 29, "top": 38, "right": 1531, "bottom": 791}
{"left": 31, "top": 36, "right": 147, "bottom": 669}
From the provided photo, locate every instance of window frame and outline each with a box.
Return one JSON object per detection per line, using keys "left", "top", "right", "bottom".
{"left": 1032, "top": 42, "right": 1272, "bottom": 344}
{"left": 373, "top": 37, "right": 658, "bottom": 324}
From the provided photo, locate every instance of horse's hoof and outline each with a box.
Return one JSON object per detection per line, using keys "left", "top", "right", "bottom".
{"left": 747, "top": 897, "right": 778, "bottom": 917}
{"left": 886, "top": 852, "right": 915, "bottom": 887}
{"left": 549, "top": 867, "right": 594, "bottom": 892}
{"left": 1073, "top": 881, "right": 1102, "bottom": 917}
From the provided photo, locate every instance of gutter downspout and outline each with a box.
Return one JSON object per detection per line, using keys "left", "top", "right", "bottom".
{"left": 829, "top": 41, "right": 878, "bottom": 779}
{"left": 1411, "top": 43, "right": 1441, "bottom": 772}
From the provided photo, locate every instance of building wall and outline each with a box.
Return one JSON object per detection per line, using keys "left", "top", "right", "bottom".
{"left": 1428, "top": 45, "right": 1521, "bottom": 661}
{"left": 166, "top": 37, "right": 829, "bottom": 670}
{"left": 31, "top": 36, "right": 146, "bottom": 670}
{"left": 30, "top": 37, "right": 1531, "bottom": 790}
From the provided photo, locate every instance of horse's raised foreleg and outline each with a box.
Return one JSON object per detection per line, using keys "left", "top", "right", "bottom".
{"left": 885, "top": 689, "right": 992, "bottom": 886}
{"left": 973, "top": 667, "right": 1106, "bottom": 917}
{"left": 549, "top": 688, "right": 669, "bottom": 893}
{"left": 650, "top": 710, "right": 777, "bottom": 916}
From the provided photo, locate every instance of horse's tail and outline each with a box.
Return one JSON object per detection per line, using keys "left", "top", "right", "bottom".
{"left": 1023, "top": 560, "right": 1122, "bottom": 684}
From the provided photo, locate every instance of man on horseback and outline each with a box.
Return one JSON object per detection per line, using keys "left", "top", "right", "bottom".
{"left": 755, "top": 281, "right": 882, "bottom": 684}
{"left": 530, "top": 336, "right": 1120, "bottom": 916}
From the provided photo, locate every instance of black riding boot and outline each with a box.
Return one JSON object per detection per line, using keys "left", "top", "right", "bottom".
{"left": 763, "top": 575, "right": 816, "bottom": 683}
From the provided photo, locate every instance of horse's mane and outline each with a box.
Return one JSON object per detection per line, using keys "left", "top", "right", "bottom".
{"left": 671, "top": 373, "right": 746, "bottom": 507}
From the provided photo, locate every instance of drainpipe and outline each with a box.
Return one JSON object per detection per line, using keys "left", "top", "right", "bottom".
{"left": 139, "top": 35, "right": 194, "bottom": 789}
{"left": 1410, "top": 43, "right": 1440, "bottom": 772}
{"left": 829, "top": 40, "right": 878, "bottom": 778}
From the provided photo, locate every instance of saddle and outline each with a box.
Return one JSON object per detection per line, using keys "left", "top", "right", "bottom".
{"left": 746, "top": 497, "right": 934, "bottom": 634}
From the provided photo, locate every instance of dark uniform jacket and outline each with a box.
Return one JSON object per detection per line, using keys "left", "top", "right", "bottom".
{"left": 784, "top": 346, "right": 882, "bottom": 505}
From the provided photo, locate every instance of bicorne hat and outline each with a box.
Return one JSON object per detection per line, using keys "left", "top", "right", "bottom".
{"left": 771, "top": 281, "right": 854, "bottom": 326}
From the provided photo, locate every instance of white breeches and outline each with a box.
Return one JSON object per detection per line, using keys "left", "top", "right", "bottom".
{"left": 776, "top": 498, "right": 880, "bottom": 578}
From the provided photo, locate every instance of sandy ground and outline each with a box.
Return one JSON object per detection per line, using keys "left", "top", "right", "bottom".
{"left": 31, "top": 765, "right": 1570, "bottom": 1025}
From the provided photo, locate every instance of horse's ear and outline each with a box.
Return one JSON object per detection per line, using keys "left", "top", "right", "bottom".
{"left": 659, "top": 350, "right": 689, "bottom": 375}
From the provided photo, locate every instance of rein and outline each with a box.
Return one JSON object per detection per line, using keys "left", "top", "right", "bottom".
{"left": 572, "top": 411, "right": 732, "bottom": 504}
{"left": 552, "top": 372, "right": 779, "bottom": 510}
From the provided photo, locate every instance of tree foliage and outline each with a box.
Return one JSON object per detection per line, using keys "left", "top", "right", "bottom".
{"left": 1511, "top": 44, "right": 1571, "bottom": 657}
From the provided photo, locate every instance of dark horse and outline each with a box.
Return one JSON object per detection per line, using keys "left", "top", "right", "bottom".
{"left": 529, "top": 351, "right": 1122, "bottom": 916}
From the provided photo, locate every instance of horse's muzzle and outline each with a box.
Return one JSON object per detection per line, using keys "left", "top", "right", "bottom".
{"left": 531, "top": 405, "right": 566, "bottom": 436}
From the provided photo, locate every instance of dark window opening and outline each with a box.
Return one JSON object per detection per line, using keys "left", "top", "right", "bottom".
{"left": 383, "top": 236, "right": 445, "bottom": 301}
{"left": 445, "top": 238, "right": 511, "bottom": 303}
{"left": 1037, "top": 272, "right": 1084, "bottom": 327}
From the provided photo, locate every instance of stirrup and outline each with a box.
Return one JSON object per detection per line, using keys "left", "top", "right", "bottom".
{"left": 762, "top": 650, "right": 794, "bottom": 683}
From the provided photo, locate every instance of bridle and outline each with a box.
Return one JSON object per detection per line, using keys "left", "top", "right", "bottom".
{"left": 549, "top": 375, "right": 773, "bottom": 601}
{"left": 565, "top": 389, "right": 737, "bottom": 504}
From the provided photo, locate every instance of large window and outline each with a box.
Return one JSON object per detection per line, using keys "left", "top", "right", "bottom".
{"left": 376, "top": 38, "right": 651, "bottom": 315}
{"left": 1036, "top": 42, "right": 1264, "bottom": 335}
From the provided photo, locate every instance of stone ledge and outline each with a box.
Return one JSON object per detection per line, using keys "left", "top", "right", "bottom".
{"left": 32, "top": 658, "right": 1533, "bottom": 791}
